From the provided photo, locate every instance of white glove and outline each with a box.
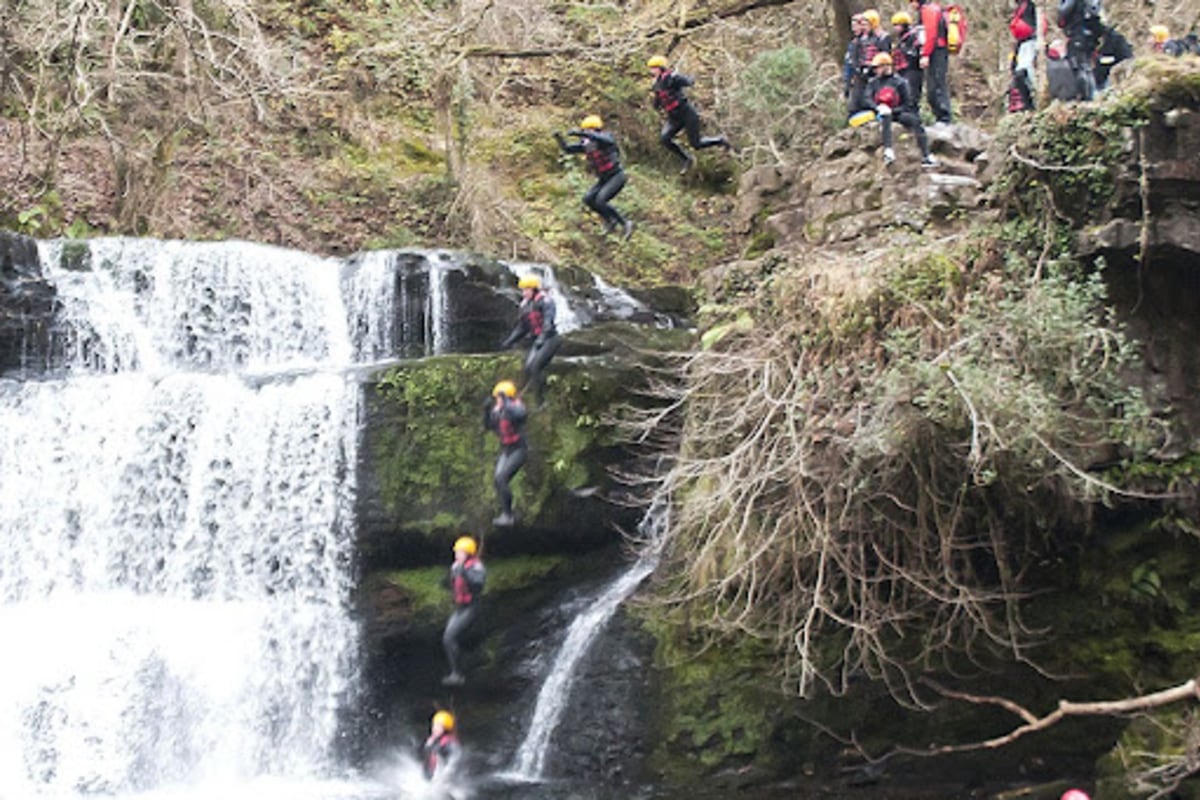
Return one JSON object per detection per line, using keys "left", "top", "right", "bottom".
{"left": 876, "top": 104, "right": 892, "bottom": 117}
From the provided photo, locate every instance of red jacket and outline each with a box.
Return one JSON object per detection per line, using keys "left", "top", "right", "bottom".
{"left": 919, "top": 1, "right": 946, "bottom": 57}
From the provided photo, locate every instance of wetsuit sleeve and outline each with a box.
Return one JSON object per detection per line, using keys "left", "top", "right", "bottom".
{"left": 442, "top": 565, "right": 454, "bottom": 590}
{"left": 466, "top": 562, "right": 486, "bottom": 595}
{"left": 585, "top": 130, "right": 617, "bottom": 148}
{"left": 501, "top": 317, "right": 530, "bottom": 348}
{"left": 556, "top": 132, "right": 586, "bottom": 154}
{"left": 537, "top": 295, "right": 556, "bottom": 338}
{"left": 507, "top": 399, "right": 528, "bottom": 428}
{"left": 483, "top": 399, "right": 497, "bottom": 432}
{"left": 671, "top": 73, "right": 695, "bottom": 90}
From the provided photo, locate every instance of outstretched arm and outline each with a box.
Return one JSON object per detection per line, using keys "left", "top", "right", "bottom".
{"left": 554, "top": 131, "right": 585, "bottom": 154}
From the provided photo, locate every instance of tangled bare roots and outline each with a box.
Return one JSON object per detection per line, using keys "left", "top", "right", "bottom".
{"left": 630, "top": 262, "right": 1155, "bottom": 704}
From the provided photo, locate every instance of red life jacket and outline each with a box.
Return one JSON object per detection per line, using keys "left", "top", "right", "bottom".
{"left": 424, "top": 732, "right": 459, "bottom": 778}
{"left": 524, "top": 292, "right": 546, "bottom": 336}
{"left": 453, "top": 557, "right": 481, "bottom": 605}
{"left": 875, "top": 84, "right": 901, "bottom": 109}
{"left": 498, "top": 414, "right": 522, "bottom": 447}
{"left": 654, "top": 71, "right": 682, "bottom": 113}
{"left": 584, "top": 140, "right": 617, "bottom": 176}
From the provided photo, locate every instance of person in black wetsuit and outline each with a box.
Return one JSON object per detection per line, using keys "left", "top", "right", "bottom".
{"left": 483, "top": 381, "right": 527, "bottom": 527}
{"left": 646, "top": 55, "right": 733, "bottom": 174}
{"left": 500, "top": 273, "right": 561, "bottom": 406}
{"left": 865, "top": 53, "right": 936, "bottom": 168}
{"left": 554, "top": 115, "right": 633, "bottom": 240}
{"left": 441, "top": 536, "right": 486, "bottom": 686}
{"left": 422, "top": 709, "right": 462, "bottom": 779}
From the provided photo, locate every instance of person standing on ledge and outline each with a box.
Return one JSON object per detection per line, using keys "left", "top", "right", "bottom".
{"left": 646, "top": 55, "right": 734, "bottom": 175}
{"left": 441, "top": 536, "right": 486, "bottom": 686}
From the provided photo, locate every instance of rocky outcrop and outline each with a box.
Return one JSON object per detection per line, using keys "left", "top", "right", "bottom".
{"left": 734, "top": 122, "right": 992, "bottom": 250}
{"left": 0, "top": 231, "right": 56, "bottom": 374}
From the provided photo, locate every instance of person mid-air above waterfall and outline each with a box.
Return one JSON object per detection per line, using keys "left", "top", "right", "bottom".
{"left": 554, "top": 115, "right": 634, "bottom": 240}
{"left": 422, "top": 709, "right": 462, "bottom": 779}
{"left": 500, "top": 274, "right": 561, "bottom": 407}
{"left": 483, "top": 380, "right": 527, "bottom": 528}
{"left": 441, "top": 536, "right": 486, "bottom": 686}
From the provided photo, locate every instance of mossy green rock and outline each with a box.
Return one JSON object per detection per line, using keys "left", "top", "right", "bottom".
{"left": 356, "top": 322, "right": 693, "bottom": 568}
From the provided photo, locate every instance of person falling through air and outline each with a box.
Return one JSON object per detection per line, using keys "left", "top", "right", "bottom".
{"left": 646, "top": 55, "right": 733, "bottom": 175}
{"left": 422, "top": 709, "right": 462, "bottom": 779}
{"left": 554, "top": 115, "right": 634, "bottom": 240}
{"left": 500, "top": 274, "right": 560, "bottom": 407}
{"left": 482, "top": 380, "right": 527, "bottom": 528}
{"left": 441, "top": 536, "right": 486, "bottom": 687}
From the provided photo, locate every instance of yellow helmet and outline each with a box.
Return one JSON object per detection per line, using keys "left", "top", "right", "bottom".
{"left": 579, "top": 114, "right": 603, "bottom": 130}
{"left": 871, "top": 52, "right": 893, "bottom": 67}
{"left": 891, "top": 10, "right": 912, "bottom": 25}
{"left": 432, "top": 710, "right": 455, "bottom": 731}
{"left": 492, "top": 380, "right": 517, "bottom": 398}
{"left": 517, "top": 275, "right": 541, "bottom": 290}
{"left": 1150, "top": 24, "right": 1170, "bottom": 42}
{"left": 646, "top": 55, "right": 669, "bottom": 69}
{"left": 453, "top": 536, "right": 477, "bottom": 555}
{"left": 862, "top": 9, "right": 881, "bottom": 26}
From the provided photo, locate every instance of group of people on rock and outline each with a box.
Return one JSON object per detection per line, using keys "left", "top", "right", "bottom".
{"left": 1010, "top": 0, "right": 1198, "bottom": 110}
{"left": 842, "top": 0, "right": 959, "bottom": 166}
{"left": 555, "top": 55, "right": 735, "bottom": 237}
{"left": 419, "top": 269, "right": 563, "bottom": 782}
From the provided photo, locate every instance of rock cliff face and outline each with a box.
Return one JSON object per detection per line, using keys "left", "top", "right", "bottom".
{"left": 0, "top": 232, "right": 55, "bottom": 374}
{"left": 734, "top": 122, "right": 993, "bottom": 250}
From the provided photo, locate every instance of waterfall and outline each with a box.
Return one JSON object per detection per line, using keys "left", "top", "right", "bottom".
{"left": 0, "top": 238, "right": 363, "bottom": 797}
{"left": 508, "top": 501, "right": 667, "bottom": 780}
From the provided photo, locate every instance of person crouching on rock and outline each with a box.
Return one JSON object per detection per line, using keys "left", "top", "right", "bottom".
{"left": 500, "top": 273, "right": 561, "bottom": 407}
{"left": 554, "top": 115, "right": 634, "bottom": 240}
{"left": 422, "top": 709, "right": 462, "bottom": 779}
{"left": 483, "top": 380, "right": 527, "bottom": 528}
{"left": 441, "top": 536, "right": 486, "bottom": 686}
{"left": 865, "top": 53, "right": 936, "bottom": 168}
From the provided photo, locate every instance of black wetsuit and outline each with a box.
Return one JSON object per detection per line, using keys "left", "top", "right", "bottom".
{"left": 422, "top": 732, "right": 461, "bottom": 780}
{"left": 652, "top": 69, "right": 730, "bottom": 165}
{"left": 501, "top": 289, "right": 561, "bottom": 404}
{"left": 1057, "top": 0, "right": 1102, "bottom": 100}
{"left": 442, "top": 555, "right": 486, "bottom": 680}
{"left": 1094, "top": 25, "right": 1132, "bottom": 90}
{"left": 556, "top": 130, "right": 628, "bottom": 229}
{"left": 894, "top": 24, "right": 924, "bottom": 112}
{"left": 848, "top": 31, "right": 892, "bottom": 114}
{"left": 866, "top": 74, "right": 931, "bottom": 159}
{"left": 483, "top": 394, "right": 528, "bottom": 521}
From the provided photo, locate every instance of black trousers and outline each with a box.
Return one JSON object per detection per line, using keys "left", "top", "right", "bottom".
{"left": 443, "top": 604, "right": 479, "bottom": 675}
{"left": 494, "top": 442, "right": 527, "bottom": 515}
{"left": 879, "top": 110, "right": 930, "bottom": 158}
{"left": 583, "top": 170, "right": 627, "bottom": 225}
{"left": 660, "top": 104, "right": 726, "bottom": 163}
{"left": 925, "top": 48, "right": 952, "bottom": 123}
{"left": 522, "top": 332, "right": 561, "bottom": 403}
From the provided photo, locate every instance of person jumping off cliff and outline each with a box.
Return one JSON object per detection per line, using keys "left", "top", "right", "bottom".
{"left": 441, "top": 537, "right": 486, "bottom": 686}
{"left": 554, "top": 115, "right": 634, "bottom": 240}
{"left": 500, "top": 274, "right": 561, "bottom": 407}
{"left": 646, "top": 55, "right": 734, "bottom": 174}
{"left": 422, "top": 709, "right": 462, "bottom": 779}
{"left": 482, "top": 381, "right": 527, "bottom": 527}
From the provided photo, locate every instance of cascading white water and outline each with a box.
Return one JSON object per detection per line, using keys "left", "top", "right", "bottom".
{"left": 508, "top": 502, "right": 667, "bottom": 779}
{"left": 0, "top": 238, "right": 369, "bottom": 798}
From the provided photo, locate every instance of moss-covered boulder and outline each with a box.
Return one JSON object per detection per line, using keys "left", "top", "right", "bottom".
{"left": 356, "top": 321, "right": 693, "bottom": 569}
